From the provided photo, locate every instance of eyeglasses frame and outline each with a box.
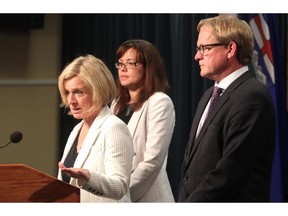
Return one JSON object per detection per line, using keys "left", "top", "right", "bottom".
{"left": 115, "top": 61, "right": 142, "bottom": 69}
{"left": 196, "top": 43, "right": 226, "bottom": 55}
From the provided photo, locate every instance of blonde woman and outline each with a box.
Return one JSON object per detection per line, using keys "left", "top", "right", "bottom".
{"left": 57, "top": 54, "right": 133, "bottom": 202}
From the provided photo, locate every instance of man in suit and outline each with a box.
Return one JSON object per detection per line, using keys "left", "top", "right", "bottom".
{"left": 178, "top": 15, "right": 276, "bottom": 202}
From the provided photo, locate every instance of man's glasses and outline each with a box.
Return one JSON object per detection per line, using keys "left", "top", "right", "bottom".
{"left": 196, "top": 43, "right": 226, "bottom": 55}
{"left": 115, "top": 61, "right": 142, "bottom": 69}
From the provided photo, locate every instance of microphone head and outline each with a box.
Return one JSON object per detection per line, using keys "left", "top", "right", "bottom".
{"left": 10, "top": 131, "right": 23, "bottom": 143}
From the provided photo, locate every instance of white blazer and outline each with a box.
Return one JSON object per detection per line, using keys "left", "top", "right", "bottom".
{"left": 112, "top": 92, "right": 175, "bottom": 202}
{"left": 57, "top": 106, "right": 133, "bottom": 202}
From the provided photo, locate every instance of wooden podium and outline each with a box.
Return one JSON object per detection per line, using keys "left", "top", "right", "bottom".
{"left": 0, "top": 164, "right": 80, "bottom": 202}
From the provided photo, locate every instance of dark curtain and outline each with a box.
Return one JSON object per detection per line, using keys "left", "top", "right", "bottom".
{"left": 59, "top": 13, "right": 222, "bottom": 200}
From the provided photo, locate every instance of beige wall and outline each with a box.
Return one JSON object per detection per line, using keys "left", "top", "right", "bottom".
{"left": 0, "top": 14, "right": 62, "bottom": 177}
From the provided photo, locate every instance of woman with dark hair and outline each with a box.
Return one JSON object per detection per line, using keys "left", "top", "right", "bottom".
{"left": 111, "top": 39, "right": 175, "bottom": 202}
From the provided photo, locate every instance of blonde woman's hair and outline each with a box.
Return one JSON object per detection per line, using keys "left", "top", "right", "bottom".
{"left": 58, "top": 54, "right": 116, "bottom": 114}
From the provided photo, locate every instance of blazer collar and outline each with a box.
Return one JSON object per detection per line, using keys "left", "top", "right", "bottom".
{"left": 127, "top": 100, "right": 148, "bottom": 137}
{"left": 110, "top": 98, "right": 147, "bottom": 137}
{"left": 62, "top": 106, "right": 112, "bottom": 168}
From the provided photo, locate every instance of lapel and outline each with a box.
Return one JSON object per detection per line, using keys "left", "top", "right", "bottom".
{"left": 73, "top": 106, "right": 111, "bottom": 168}
{"left": 185, "top": 87, "right": 213, "bottom": 161}
{"left": 110, "top": 97, "right": 147, "bottom": 137}
{"left": 186, "top": 71, "right": 253, "bottom": 166}
{"left": 127, "top": 99, "right": 148, "bottom": 138}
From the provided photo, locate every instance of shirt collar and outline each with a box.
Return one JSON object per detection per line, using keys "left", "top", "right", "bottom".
{"left": 215, "top": 65, "right": 248, "bottom": 90}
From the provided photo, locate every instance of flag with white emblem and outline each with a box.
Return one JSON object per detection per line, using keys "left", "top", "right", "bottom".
{"left": 249, "top": 14, "right": 288, "bottom": 202}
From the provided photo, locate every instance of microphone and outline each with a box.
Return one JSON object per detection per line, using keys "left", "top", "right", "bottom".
{"left": 0, "top": 131, "right": 23, "bottom": 149}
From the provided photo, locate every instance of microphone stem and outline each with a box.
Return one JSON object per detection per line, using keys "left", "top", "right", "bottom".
{"left": 0, "top": 141, "right": 12, "bottom": 148}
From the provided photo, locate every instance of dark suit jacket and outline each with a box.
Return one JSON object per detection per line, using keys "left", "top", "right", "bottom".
{"left": 178, "top": 71, "right": 276, "bottom": 202}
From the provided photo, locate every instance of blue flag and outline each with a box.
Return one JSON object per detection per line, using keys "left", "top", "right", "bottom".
{"left": 249, "top": 14, "right": 288, "bottom": 202}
